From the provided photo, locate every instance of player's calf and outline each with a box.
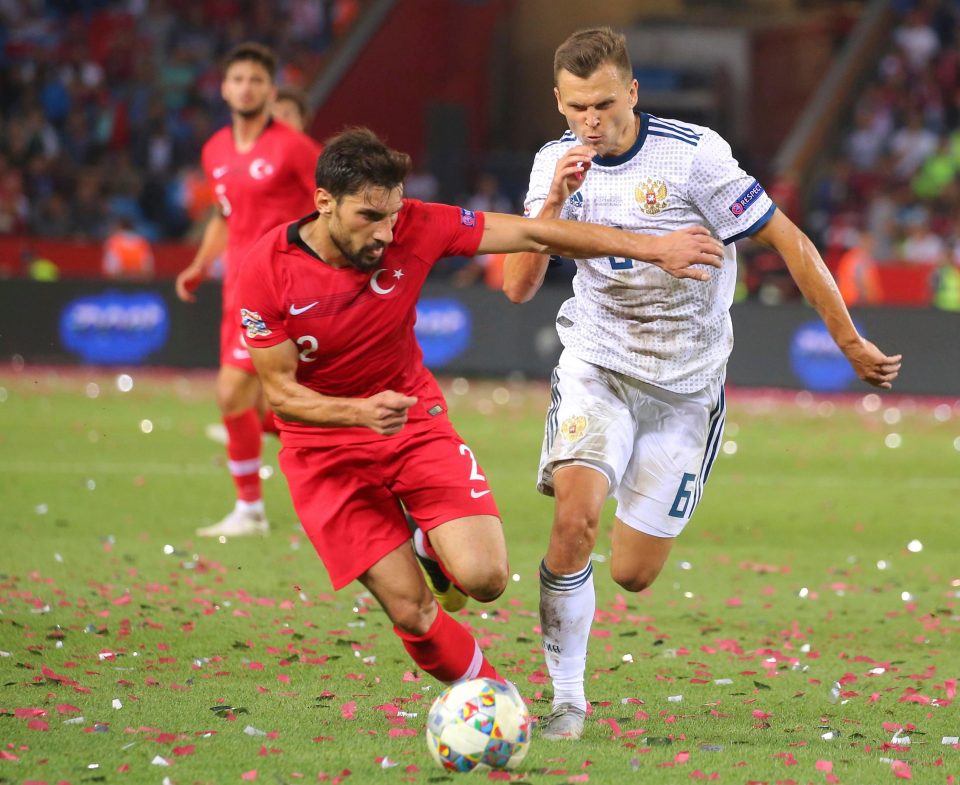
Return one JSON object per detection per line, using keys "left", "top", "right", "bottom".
{"left": 608, "top": 564, "right": 663, "bottom": 594}
{"left": 608, "top": 519, "right": 675, "bottom": 593}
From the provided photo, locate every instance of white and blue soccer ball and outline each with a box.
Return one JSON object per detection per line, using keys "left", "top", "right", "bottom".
{"left": 425, "top": 677, "right": 531, "bottom": 772}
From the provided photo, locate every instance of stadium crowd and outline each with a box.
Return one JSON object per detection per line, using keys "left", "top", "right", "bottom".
{"left": 1, "top": 0, "right": 958, "bottom": 306}
{"left": 0, "top": 0, "right": 356, "bottom": 243}
{"left": 811, "top": 0, "right": 960, "bottom": 271}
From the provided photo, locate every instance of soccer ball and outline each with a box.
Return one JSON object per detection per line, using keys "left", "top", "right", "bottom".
{"left": 425, "top": 677, "right": 531, "bottom": 772}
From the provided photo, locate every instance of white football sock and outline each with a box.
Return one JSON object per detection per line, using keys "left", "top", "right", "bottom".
{"left": 539, "top": 559, "right": 594, "bottom": 712}
{"left": 412, "top": 527, "right": 430, "bottom": 559}
{"left": 236, "top": 499, "right": 265, "bottom": 516}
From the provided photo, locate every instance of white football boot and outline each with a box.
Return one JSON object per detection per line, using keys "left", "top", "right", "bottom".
{"left": 196, "top": 504, "right": 269, "bottom": 538}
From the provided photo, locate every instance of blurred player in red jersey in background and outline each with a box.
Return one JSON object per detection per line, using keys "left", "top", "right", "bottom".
{"left": 271, "top": 86, "right": 309, "bottom": 133}
{"left": 175, "top": 43, "right": 322, "bottom": 538}
{"left": 235, "top": 127, "right": 723, "bottom": 684}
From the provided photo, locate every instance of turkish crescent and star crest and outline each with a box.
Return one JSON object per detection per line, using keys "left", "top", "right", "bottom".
{"left": 369, "top": 267, "right": 404, "bottom": 295}
{"left": 636, "top": 178, "right": 668, "bottom": 215}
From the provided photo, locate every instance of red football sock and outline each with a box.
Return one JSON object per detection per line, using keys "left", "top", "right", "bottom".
{"left": 396, "top": 606, "right": 500, "bottom": 684}
{"left": 261, "top": 409, "right": 280, "bottom": 436}
{"left": 224, "top": 408, "right": 262, "bottom": 503}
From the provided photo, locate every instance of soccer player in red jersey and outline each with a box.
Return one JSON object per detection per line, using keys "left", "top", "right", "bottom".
{"left": 175, "top": 43, "right": 322, "bottom": 538}
{"left": 271, "top": 86, "right": 309, "bottom": 133}
{"left": 235, "top": 127, "right": 723, "bottom": 684}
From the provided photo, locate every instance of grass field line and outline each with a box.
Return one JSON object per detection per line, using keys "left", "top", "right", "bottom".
{"left": 0, "top": 460, "right": 957, "bottom": 490}
{"left": 718, "top": 472, "right": 959, "bottom": 488}
{"left": 0, "top": 460, "right": 222, "bottom": 475}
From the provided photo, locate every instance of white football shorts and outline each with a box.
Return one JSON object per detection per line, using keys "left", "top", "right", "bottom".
{"left": 538, "top": 349, "right": 726, "bottom": 538}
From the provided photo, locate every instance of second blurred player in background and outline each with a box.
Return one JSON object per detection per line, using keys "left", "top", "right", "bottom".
{"left": 175, "top": 43, "right": 321, "bottom": 538}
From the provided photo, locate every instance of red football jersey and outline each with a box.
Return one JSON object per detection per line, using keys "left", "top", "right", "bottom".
{"left": 201, "top": 120, "right": 321, "bottom": 292}
{"left": 236, "top": 200, "right": 485, "bottom": 446}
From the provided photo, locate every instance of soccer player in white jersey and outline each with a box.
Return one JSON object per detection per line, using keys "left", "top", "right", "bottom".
{"left": 503, "top": 27, "right": 902, "bottom": 741}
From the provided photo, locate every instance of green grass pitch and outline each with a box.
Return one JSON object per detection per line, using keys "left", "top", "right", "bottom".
{"left": 0, "top": 369, "right": 957, "bottom": 784}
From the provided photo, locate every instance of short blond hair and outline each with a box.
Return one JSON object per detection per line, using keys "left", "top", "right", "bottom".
{"left": 553, "top": 27, "right": 631, "bottom": 83}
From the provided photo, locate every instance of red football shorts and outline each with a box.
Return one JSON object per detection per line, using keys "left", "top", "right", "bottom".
{"left": 220, "top": 303, "right": 256, "bottom": 373}
{"left": 278, "top": 419, "right": 501, "bottom": 590}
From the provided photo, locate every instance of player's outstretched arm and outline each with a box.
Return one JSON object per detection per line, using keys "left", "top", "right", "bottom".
{"left": 249, "top": 340, "right": 418, "bottom": 434}
{"left": 481, "top": 213, "right": 723, "bottom": 282}
{"left": 751, "top": 209, "right": 902, "bottom": 389}
{"left": 175, "top": 211, "right": 228, "bottom": 302}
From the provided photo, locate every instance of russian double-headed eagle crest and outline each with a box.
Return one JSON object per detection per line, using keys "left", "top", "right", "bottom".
{"left": 560, "top": 415, "right": 588, "bottom": 442}
{"left": 636, "top": 178, "right": 668, "bottom": 215}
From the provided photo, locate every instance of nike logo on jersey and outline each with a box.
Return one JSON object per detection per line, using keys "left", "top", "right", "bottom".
{"left": 470, "top": 489, "right": 491, "bottom": 499}
{"left": 212, "top": 166, "right": 229, "bottom": 179}
{"left": 289, "top": 302, "right": 318, "bottom": 315}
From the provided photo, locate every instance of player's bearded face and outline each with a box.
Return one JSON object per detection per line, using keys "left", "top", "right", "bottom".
{"left": 328, "top": 186, "right": 403, "bottom": 272}
{"left": 222, "top": 62, "right": 274, "bottom": 120}
{"left": 555, "top": 64, "right": 639, "bottom": 158}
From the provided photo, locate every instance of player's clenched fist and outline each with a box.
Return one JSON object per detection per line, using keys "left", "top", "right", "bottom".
{"left": 362, "top": 391, "right": 419, "bottom": 435}
{"left": 547, "top": 145, "right": 594, "bottom": 205}
{"left": 651, "top": 226, "right": 724, "bottom": 281}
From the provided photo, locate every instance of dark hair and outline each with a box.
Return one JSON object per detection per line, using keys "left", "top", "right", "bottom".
{"left": 553, "top": 27, "right": 631, "bottom": 83}
{"left": 275, "top": 86, "right": 309, "bottom": 123}
{"left": 315, "top": 127, "right": 412, "bottom": 198}
{"left": 221, "top": 42, "right": 277, "bottom": 79}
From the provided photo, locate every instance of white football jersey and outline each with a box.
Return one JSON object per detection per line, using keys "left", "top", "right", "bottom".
{"left": 524, "top": 113, "right": 775, "bottom": 394}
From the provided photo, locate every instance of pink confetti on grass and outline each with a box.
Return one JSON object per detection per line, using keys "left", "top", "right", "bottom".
{"left": 943, "top": 679, "right": 957, "bottom": 699}
{"left": 14, "top": 708, "right": 46, "bottom": 718}
{"left": 891, "top": 759, "right": 912, "bottom": 779}
{"left": 340, "top": 701, "right": 357, "bottom": 720}
{"left": 40, "top": 665, "right": 78, "bottom": 686}
{"left": 388, "top": 729, "right": 417, "bottom": 738}
{"left": 816, "top": 760, "right": 833, "bottom": 772}
{"left": 241, "top": 770, "right": 257, "bottom": 781}
{"left": 26, "top": 720, "right": 49, "bottom": 731}
{"left": 596, "top": 718, "right": 622, "bottom": 737}
{"left": 773, "top": 752, "right": 798, "bottom": 766}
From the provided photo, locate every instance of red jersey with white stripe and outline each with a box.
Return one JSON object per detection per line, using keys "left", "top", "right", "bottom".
{"left": 236, "top": 200, "right": 486, "bottom": 446}
{"left": 201, "top": 120, "right": 321, "bottom": 293}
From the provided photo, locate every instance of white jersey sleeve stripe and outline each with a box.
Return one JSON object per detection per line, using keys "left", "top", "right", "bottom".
{"left": 647, "top": 118, "right": 702, "bottom": 140}
{"left": 647, "top": 130, "right": 699, "bottom": 146}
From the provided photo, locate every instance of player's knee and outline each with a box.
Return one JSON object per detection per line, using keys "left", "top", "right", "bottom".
{"left": 553, "top": 508, "right": 599, "bottom": 553}
{"left": 216, "top": 383, "right": 244, "bottom": 416}
{"left": 454, "top": 560, "right": 508, "bottom": 602}
{"left": 610, "top": 563, "right": 662, "bottom": 594}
